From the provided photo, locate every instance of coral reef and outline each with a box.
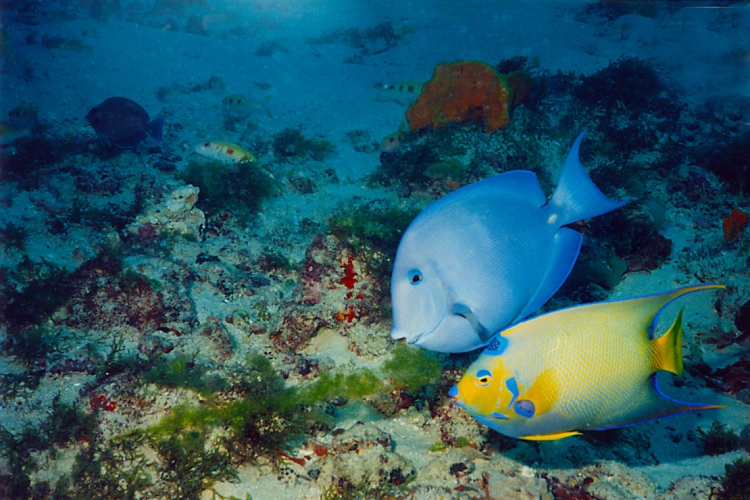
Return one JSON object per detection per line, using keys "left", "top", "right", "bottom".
{"left": 406, "top": 60, "right": 515, "bottom": 132}
{"left": 128, "top": 184, "right": 206, "bottom": 241}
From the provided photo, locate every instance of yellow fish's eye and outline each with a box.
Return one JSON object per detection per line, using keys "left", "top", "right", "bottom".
{"left": 475, "top": 369, "right": 492, "bottom": 387}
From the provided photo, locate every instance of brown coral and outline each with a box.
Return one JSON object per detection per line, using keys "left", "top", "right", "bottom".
{"left": 406, "top": 60, "right": 514, "bottom": 133}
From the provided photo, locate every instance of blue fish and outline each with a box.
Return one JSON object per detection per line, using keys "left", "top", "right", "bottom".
{"left": 86, "top": 97, "right": 164, "bottom": 149}
{"left": 390, "top": 132, "right": 626, "bottom": 353}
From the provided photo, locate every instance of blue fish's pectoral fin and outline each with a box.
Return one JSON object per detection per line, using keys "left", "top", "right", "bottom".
{"left": 595, "top": 374, "right": 726, "bottom": 432}
{"left": 452, "top": 303, "right": 493, "bottom": 343}
{"left": 547, "top": 131, "right": 628, "bottom": 226}
{"left": 516, "top": 227, "right": 582, "bottom": 321}
{"left": 520, "top": 430, "right": 582, "bottom": 441}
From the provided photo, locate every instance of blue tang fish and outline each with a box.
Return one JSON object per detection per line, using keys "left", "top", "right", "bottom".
{"left": 86, "top": 97, "right": 164, "bottom": 149}
{"left": 390, "top": 132, "right": 626, "bottom": 353}
{"left": 449, "top": 285, "right": 726, "bottom": 441}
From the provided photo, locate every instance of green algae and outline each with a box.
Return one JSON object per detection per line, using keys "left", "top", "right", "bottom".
{"left": 144, "top": 353, "right": 228, "bottom": 396}
{"left": 698, "top": 421, "right": 741, "bottom": 456}
{"left": 327, "top": 200, "right": 420, "bottom": 281}
{"left": 718, "top": 458, "right": 750, "bottom": 500}
{"left": 272, "top": 128, "right": 335, "bottom": 161}
{"left": 141, "top": 346, "right": 441, "bottom": 460}
{"left": 382, "top": 344, "right": 441, "bottom": 391}
{"left": 179, "top": 159, "right": 276, "bottom": 220}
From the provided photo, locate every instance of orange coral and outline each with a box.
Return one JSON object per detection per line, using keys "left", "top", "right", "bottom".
{"left": 406, "top": 61, "right": 513, "bottom": 133}
{"left": 723, "top": 208, "right": 748, "bottom": 241}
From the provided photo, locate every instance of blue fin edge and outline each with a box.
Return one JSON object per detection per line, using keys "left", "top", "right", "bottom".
{"left": 593, "top": 374, "right": 725, "bottom": 432}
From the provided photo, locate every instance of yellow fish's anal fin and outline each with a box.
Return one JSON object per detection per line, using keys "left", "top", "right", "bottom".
{"left": 521, "top": 430, "right": 581, "bottom": 441}
{"left": 645, "top": 284, "right": 725, "bottom": 338}
{"left": 652, "top": 308, "right": 684, "bottom": 376}
{"left": 522, "top": 369, "right": 559, "bottom": 418}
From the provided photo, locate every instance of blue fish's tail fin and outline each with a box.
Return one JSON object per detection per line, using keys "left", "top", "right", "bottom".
{"left": 548, "top": 131, "right": 627, "bottom": 226}
{"left": 148, "top": 116, "right": 165, "bottom": 142}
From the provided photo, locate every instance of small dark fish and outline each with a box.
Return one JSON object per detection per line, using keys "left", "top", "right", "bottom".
{"left": 86, "top": 97, "right": 164, "bottom": 149}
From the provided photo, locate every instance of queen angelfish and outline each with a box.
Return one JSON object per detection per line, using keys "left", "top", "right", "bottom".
{"left": 390, "top": 131, "right": 626, "bottom": 353}
{"left": 449, "top": 285, "right": 726, "bottom": 440}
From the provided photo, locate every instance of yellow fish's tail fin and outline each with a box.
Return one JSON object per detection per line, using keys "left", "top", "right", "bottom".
{"left": 653, "top": 308, "right": 685, "bottom": 376}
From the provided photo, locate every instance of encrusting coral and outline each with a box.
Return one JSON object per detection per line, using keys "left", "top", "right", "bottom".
{"left": 406, "top": 60, "right": 528, "bottom": 133}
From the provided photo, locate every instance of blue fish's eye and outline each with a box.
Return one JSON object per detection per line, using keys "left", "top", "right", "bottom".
{"left": 476, "top": 369, "right": 492, "bottom": 387}
{"left": 408, "top": 270, "right": 423, "bottom": 285}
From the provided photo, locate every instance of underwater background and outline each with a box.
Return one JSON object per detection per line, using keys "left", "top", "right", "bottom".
{"left": 1, "top": 0, "right": 750, "bottom": 498}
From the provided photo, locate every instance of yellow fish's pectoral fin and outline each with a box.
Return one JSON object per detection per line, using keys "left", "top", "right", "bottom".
{"left": 520, "top": 369, "right": 559, "bottom": 418}
{"left": 520, "top": 430, "right": 582, "bottom": 441}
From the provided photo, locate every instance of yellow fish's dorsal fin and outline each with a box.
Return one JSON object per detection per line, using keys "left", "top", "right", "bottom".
{"left": 644, "top": 284, "right": 725, "bottom": 338}
{"left": 521, "top": 430, "right": 581, "bottom": 441}
{"left": 652, "top": 308, "right": 684, "bottom": 376}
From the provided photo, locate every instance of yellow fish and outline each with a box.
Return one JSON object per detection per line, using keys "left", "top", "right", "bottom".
{"left": 194, "top": 141, "right": 256, "bottom": 164}
{"left": 379, "top": 121, "right": 408, "bottom": 153}
{"left": 221, "top": 94, "right": 269, "bottom": 119}
{"left": 375, "top": 81, "right": 423, "bottom": 106}
{"left": 449, "top": 285, "right": 726, "bottom": 441}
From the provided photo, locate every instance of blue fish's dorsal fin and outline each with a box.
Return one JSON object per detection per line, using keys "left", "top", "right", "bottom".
{"left": 148, "top": 116, "right": 165, "bottom": 142}
{"left": 516, "top": 227, "right": 581, "bottom": 321}
{"left": 547, "top": 131, "right": 627, "bottom": 226}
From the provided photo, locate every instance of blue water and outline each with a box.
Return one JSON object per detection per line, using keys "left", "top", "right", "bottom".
{"left": 1, "top": 1, "right": 749, "bottom": 499}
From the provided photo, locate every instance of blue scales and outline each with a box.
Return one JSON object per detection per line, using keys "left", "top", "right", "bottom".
{"left": 390, "top": 132, "right": 626, "bottom": 353}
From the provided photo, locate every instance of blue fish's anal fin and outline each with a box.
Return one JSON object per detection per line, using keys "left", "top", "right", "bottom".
{"left": 516, "top": 227, "right": 581, "bottom": 321}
